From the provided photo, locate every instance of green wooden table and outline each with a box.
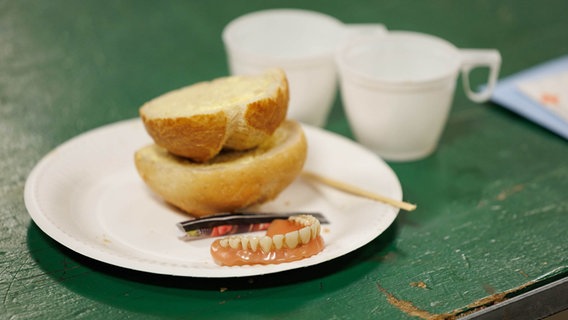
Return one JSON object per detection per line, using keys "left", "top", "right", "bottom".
{"left": 2, "top": 1, "right": 567, "bottom": 319}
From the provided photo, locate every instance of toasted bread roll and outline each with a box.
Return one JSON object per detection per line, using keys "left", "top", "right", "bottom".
{"left": 140, "top": 69, "right": 289, "bottom": 162}
{"left": 134, "top": 121, "right": 307, "bottom": 217}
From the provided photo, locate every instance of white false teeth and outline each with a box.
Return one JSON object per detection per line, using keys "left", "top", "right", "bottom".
{"left": 217, "top": 214, "right": 321, "bottom": 251}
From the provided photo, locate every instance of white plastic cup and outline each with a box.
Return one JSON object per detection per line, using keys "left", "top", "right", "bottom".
{"left": 336, "top": 31, "right": 501, "bottom": 161}
{"left": 222, "top": 9, "right": 385, "bottom": 127}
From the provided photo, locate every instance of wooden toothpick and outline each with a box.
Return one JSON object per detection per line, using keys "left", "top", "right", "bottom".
{"left": 302, "top": 171, "right": 417, "bottom": 211}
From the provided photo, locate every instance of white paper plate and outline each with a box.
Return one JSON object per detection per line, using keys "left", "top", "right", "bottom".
{"left": 24, "top": 118, "right": 402, "bottom": 277}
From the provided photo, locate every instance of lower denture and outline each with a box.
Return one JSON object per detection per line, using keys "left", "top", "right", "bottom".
{"left": 210, "top": 214, "right": 325, "bottom": 266}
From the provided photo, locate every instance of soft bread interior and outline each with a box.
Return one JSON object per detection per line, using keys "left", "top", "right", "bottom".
{"left": 140, "top": 69, "right": 286, "bottom": 119}
{"left": 134, "top": 120, "right": 307, "bottom": 217}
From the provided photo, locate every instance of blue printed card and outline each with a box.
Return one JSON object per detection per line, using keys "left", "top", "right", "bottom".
{"left": 491, "top": 55, "right": 568, "bottom": 140}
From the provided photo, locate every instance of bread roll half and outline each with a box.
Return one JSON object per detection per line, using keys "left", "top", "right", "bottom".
{"left": 140, "top": 69, "right": 289, "bottom": 162}
{"left": 134, "top": 120, "right": 307, "bottom": 217}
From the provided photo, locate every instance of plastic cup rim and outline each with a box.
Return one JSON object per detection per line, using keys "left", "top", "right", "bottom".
{"left": 336, "top": 30, "right": 462, "bottom": 89}
{"left": 223, "top": 8, "right": 345, "bottom": 67}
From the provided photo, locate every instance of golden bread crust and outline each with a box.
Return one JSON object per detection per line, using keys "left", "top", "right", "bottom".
{"left": 140, "top": 69, "right": 289, "bottom": 162}
{"left": 140, "top": 111, "right": 228, "bottom": 162}
{"left": 134, "top": 121, "right": 307, "bottom": 217}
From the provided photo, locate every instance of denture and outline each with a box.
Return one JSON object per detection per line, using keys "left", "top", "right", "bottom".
{"left": 210, "top": 214, "right": 325, "bottom": 266}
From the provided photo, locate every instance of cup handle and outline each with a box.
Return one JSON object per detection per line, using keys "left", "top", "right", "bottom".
{"left": 459, "top": 49, "right": 502, "bottom": 103}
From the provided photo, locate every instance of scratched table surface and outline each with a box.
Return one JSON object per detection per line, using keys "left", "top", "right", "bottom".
{"left": 2, "top": 1, "right": 568, "bottom": 319}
